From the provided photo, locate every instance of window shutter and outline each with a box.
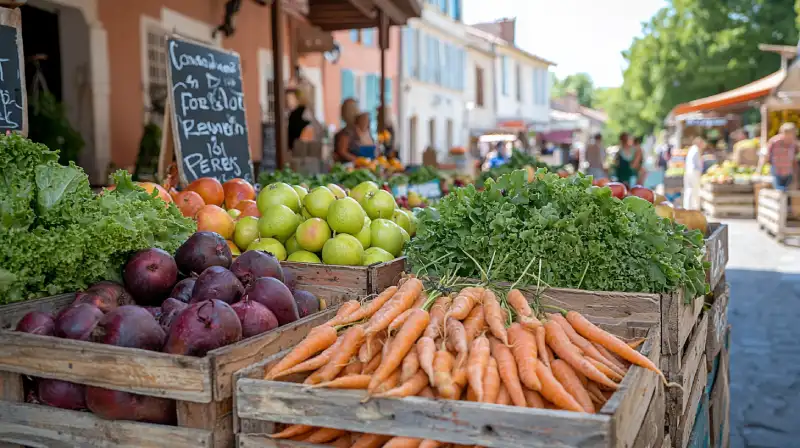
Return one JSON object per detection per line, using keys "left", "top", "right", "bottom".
{"left": 385, "top": 78, "right": 393, "bottom": 105}
{"left": 341, "top": 69, "right": 355, "bottom": 101}
{"left": 350, "top": 30, "right": 359, "bottom": 42}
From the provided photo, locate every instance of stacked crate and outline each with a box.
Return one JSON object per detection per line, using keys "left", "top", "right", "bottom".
{"left": 700, "top": 183, "right": 755, "bottom": 218}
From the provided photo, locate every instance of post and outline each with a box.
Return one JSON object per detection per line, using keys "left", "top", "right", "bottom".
{"left": 271, "top": 0, "right": 288, "bottom": 167}
{"left": 378, "top": 11, "right": 389, "bottom": 135}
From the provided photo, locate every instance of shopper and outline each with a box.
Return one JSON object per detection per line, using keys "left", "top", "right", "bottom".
{"left": 614, "top": 133, "right": 640, "bottom": 186}
{"left": 760, "top": 122, "right": 798, "bottom": 191}
{"left": 683, "top": 137, "right": 706, "bottom": 210}
{"left": 333, "top": 98, "right": 360, "bottom": 163}
{"left": 582, "top": 133, "right": 607, "bottom": 180}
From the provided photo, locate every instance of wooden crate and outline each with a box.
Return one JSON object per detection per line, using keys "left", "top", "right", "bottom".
{"left": 700, "top": 184, "right": 755, "bottom": 218}
{"left": 757, "top": 189, "right": 800, "bottom": 242}
{"left": 0, "top": 293, "right": 341, "bottom": 447}
{"left": 281, "top": 257, "right": 406, "bottom": 304}
{"left": 708, "top": 346, "right": 730, "bottom": 448}
{"left": 685, "top": 393, "right": 710, "bottom": 448}
{"left": 704, "top": 224, "right": 729, "bottom": 293}
{"left": 234, "top": 326, "right": 662, "bottom": 448}
{"left": 705, "top": 281, "right": 729, "bottom": 371}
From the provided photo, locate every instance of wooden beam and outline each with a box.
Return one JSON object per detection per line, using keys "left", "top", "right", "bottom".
{"left": 371, "top": 0, "right": 407, "bottom": 25}
{"left": 272, "top": 0, "right": 289, "bottom": 167}
{"left": 344, "top": 0, "right": 375, "bottom": 19}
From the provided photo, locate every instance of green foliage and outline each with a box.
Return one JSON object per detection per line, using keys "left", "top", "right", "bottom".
{"left": 608, "top": 0, "right": 798, "bottom": 136}
{"left": 28, "top": 91, "right": 85, "bottom": 166}
{"left": 551, "top": 72, "right": 596, "bottom": 108}
{"left": 388, "top": 165, "right": 442, "bottom": 187}
{"left": 478, "top": 150, "right": 552, "bottom": 187}
{"left": 407, "top": 169, "right": 707, "bottom": 298}
{"left": 258, "top": 164, "right": 380, "bottom": 190}
{"left": 133, "top": 123, "right": 163, "bottom": 181}
{"left": 0, "top": 134, "right": 196, "bottom": 303}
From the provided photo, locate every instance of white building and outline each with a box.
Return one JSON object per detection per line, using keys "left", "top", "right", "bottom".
{"left": 463, "top": 27, "right": 497, "bottom": 137}
{"left": 399, "top": 0, "right": 468, "bottom": 164}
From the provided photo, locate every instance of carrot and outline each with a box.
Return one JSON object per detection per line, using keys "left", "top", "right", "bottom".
{"left": 419, "top": 440, "right": 445, "bottom": 448}
{"left": 517, "top": 314, "right": 542, "bottom": 332}
{"left": 523, "top": 388, "right": 546, "bottom": 408}
{"left": 365, "top": 278, "right": 423, "bottom": 336}
{"left": 384, "top": 437, "right": 424, "bottom": 448}
{"left": 373, "top": 370, "right": 429, "bottom": 398}
{"left": 369, "top": 309, "right": 430, "bottom": 392}
{"left": 549, "top": 313, "right": 623, "bottom": 375}
{"left": 534, "top": 361, "right": 584, "bottom": 412}
{"left": 445, "top": 317, "right": 468, "bottom": 355}
{"left": 496, "top": 384, "right": 511, "bottom": 405}
{"left": 401, "top": 349, "right": 420, "bottom": 383}
{"left": 306, "top": 325, "right": 366, "bottom": 385}
{"left": 419, "top": 386, "right": 435, "bottom": 398}
{"left": 551, "top": 359, "right": 594, "bottom": 413}
{"left": 489, "top": 337, "right": 527, "bottom": 407}
{"left": 312, "top": 374, "right": 371, "bottom": 389}
{"left": 301, "top": 427, "right": 348, "bottom": 443}
{"left": 507, "top": 289, "right": 533, "bottom": 317}
{"left": 433, "top": 349, "right": 457, "bottom": 399}
{"left": 593, "top": 342, "right": 629, "bottom": 372}
{"left": 507, "top": 323, "right": 541, "bottom": 391}
{"left": 462, "top": 305, "right": 486, "bottom": 343}
{"left": 452, "top": 352, "right": 468, "bottom": 387}
{"left": 481, "top": 357, "right": 501, "bottom": 404}
{"left": 352, "top": 434, "right": 392, "bottom": 448}
{"left": 326, "top": 300, "right": 362, "bottom": 326}
{"left": 270, "top": 424, "right": 314, "bottom": 439}
{"left": 449, "top": 287, "right": 483, "bottom": 320}
{"left": 534, "top": 326, "right": 549, "bottom": 368}
{"left": 373, "top": 369, "right": 402, "bottom": 394}
{"left": 586, "top": 382, "right": 607, "bottom": 407}
{"left": 331, "top": 434, "right": 352, "bottom": 448}
{"left": 466, "top": 335, "right": 490, "bottom": 401}
{"left": 482, "top": 290, "right": 508, "bottom": 344}
{"left": 416, "top": 336, "right": 437, "bottom": 385}
{"left": 358, "top": 331, "right": 386, "bottom": 363}
{"left": 343, "top": 360, "right": 363, "bottom": 376}
{"left": 627, "top": 337, "right": 646, "bottom": 350}
{"left": 346, "top": 286, "right": 399, "bottom": 324}
{"left": 588, "top": 358, "right": 624, "bottom": 383}
{"left": 265, "top": 325, "right": 338, "bottom": 379}
{"left": 566, "top": 311, "right": 668, "bottom": 385}
{"left": 389, "top": 309, "right": 415, "bottom": 334}
{"left": 544, "top": 321, "right": 618, "bottom": 390}
{"left": 271, "top": 336, "right": 344, "bottom": 379}
{"left": 424, "top": 295, "right": 452, "bottom": 339}
{"left": 362, "top": 352, "right": 382, "bottom": 374}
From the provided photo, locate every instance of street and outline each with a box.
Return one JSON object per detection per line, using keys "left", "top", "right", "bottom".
{"left": 726, "top": 220, "right": 800, "bottom": 448}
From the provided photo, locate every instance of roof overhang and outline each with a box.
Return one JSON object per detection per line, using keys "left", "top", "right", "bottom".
{"left": 305, "top": 0, "right": 421, "bottom": 31}
{"left": 670, "top": 70, "right": 785, "bottom": 118}
{"left": 764, "top": 58, "right": 800, "bottom": 110}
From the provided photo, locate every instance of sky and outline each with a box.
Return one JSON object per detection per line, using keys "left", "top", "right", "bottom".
{"left": 462, "top": 0, "right": 668, "bottom": 88}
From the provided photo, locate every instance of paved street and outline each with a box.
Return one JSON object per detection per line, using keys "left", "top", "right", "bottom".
{"left": 726, "top": 220, "right": 800, "bottom": 448}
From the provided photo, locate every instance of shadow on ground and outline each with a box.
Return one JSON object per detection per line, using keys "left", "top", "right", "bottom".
{"left": 728, "top": 268, "right": 800, "bottom": 448}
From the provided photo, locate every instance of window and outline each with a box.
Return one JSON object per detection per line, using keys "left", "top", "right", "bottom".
{"left": 451, "top": 0, "right": 462, "bottom": 21}
{"left": 458, "top": 49, "right": 465, "bottom": 90}
{"left": 341, "top": 69, "right": 356, "bottom": 101}
{"left": 515, "top": 63, "right": 522, "bottom": 102}
{"left": 446, "top": 119, "right": 453, "bottom": 151}
{"left": 144, "top": 24, "right": 168, "bottom": 125}
{"left": 350, "top": 29, "right": 359, "bottom": 42}
{"left": 501, "top": 56, "right": 509, "bottom": 96}
{"left": 433, "top": 38, "right": 441, "bottom": 85}
{"left": 428, "top": 118, "right": 436, "bottom": 150}
{"left": 384, "top": 78, "right": 393, "bottom": 105}
{"left": 533, "top": 68, "right": 548, "bottom": 105}
{"left": 475, "top": 67, "right": 484, "bottom": 107}
{"left": 362, "top": 28, "right": 375, "bottom": 46}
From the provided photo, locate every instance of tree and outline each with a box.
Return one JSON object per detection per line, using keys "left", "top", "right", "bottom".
{"left": 551, "top": 73, "right": 596, "bottom": 108}
{"left": 607, "top": 0, "right": 797, "bottom": 137}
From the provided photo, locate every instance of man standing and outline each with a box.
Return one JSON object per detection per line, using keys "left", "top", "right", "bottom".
{"left": 683, "top": 137, "right": 706, "bottom": 210}
{"left": 582, "top": 133, "right": 606, "bottom": 180}
{"left": 760, "top": 122, "right": 798, "bottom": 191}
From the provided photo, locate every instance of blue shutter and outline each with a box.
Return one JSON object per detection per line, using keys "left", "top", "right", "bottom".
{"left": 341, "top": 69, "right": 355, "bottom": 100}
{"left": 367, "top": 74, "right": 379, "bottom": 135}
{"left": 502, "top": 57, "right": 508, "bottom": 95}
{"left": 384, "top": 78, "right": 393, "bottom": 105}
{"left": 350, "top": 30, "right": 359, "bottom": 42}
{"left": 363, "top": 29, "right": 374, "bottom": 46}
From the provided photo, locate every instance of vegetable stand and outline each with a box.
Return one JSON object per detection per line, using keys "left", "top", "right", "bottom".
{"left": 700, "top": 183, "right": 755, "bottom": 219}
{"left": 0, "top": 277, "right": 355, "bottom": 448}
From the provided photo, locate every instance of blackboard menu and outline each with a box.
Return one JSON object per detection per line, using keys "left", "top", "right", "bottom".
{"left": 166, "top": 36, "right": 253, "bottom": 183}
{"left": 261, "top": 122, "right": 277, "bottom": 173}
{"left": 0, "top": 9, "right": 25, "bottom": 135}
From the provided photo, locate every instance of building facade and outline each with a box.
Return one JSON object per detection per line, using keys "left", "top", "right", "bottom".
{"left": 463, "top": 27, "right": 497, "bottom": 137}
{"left": 399, "top": 0, "right": 467, "bottom": 164}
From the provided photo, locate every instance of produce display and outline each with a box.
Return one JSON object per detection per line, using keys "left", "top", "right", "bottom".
{"left": 701, "top": 160, "right": 770, "bottom": 184}
{"left": 0, "top": 135, "right": 196, "bottom": 303}
{"left": 14, "top": 236, "right": 319, "bottom": 423}
{"left": 261, "top": 277, "right": 668, "bottom": 445}
{"left": 477, "top": 150, "right": 555, "bottom": 187}
{"left": 258, "top": 164, "right": 382, "bottom": 190}
{"left": 408, "top": 170, "right": 707, "bottom": 298}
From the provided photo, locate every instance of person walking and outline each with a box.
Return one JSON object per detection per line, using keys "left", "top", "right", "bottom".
{"left": 683, "top": 137, "right": 706, "bottom": 210}
{"left": 614, "top": 133, "right": 640, "bottom": 186}
{"left": 582, "top": 133, "right": 607, "bottom": 180}
{"left": 760, "top": 122, "right": 798, "bottom": 191}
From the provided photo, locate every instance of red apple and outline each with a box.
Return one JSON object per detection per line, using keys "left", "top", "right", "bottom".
{"left": 594, "top": 178, "right": 610, "bottom": 187}
{"left": 607, "top": 182, "right": 627, "bottom": 199}
{"left": 629, "top": 185, "right": 655, "bottom": 203}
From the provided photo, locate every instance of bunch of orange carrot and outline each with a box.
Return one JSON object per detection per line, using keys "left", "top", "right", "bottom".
{"left": 263, "top": 277, "right": 661, "bottom": 448}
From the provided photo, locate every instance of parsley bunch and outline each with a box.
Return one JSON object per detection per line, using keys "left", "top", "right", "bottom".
{"left": 408, "top": 169, "right": 707, "bottom": 298}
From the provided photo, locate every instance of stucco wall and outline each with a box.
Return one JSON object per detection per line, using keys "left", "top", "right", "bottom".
{"left": 465, "top": 48, "right": 495, "bottom": 132}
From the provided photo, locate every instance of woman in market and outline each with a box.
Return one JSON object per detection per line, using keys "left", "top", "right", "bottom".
{"left": 760, "top": 122, "right": 798, "bottom": 191}
{"left": 683, "top": 136, "right": 706, "bottom": 210}
{"left": 614, "top": 133, "right": 641, "bottom": 186}
{"left": 355, "top": 112, "right": 375, "bottom": 148}
{"left": 333, "top": 98, "right": 360, "bottom": 163}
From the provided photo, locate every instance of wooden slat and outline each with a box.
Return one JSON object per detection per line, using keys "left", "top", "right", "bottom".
{"left": 704, "top": 223, "right": 728, "bottom": 292}
{"left": 705, "top": 283, "right": 729, "bottom": 367}
{"left": 236, "top": 382, "right": 611, "bottom": 448}
{"left": 177, "top": 399, "right": 233, "bottom": 448}
{"left": 600, "top": 327, "right": 661, "bottom": 448}
{"left": 661, "top": 290, "right": 703, "bottom": 356}
{"left": 632, "top": 381, "right": 665, "bottom": 448}
{"left": 281, "top": 262, "right": 371, "bottom": 305}
{"left": 0, "top": 294, "right": 74, "bottom": 329}
{"left": 702, "top": 183, "right": 754, "bottom": 194}
{"left": 368, "top": 257, "right": 406, "bottom": 294}
{"left": 709, "top": 350, "right": 730, "bottom": 448}
{"left": 661, "top": 434, "right": 672, "bottom": 448}
{"left": 0, "top": 401, "right": 213, "bottom": 448}
{"left": 237, "top": 435, "right": 326, "bottom": 448}
{"left": 0, "top": 331, "right": 213, "bottom": 402}
{"left": 664, "top": 313, "right": 708, "bottom": 416}
{"left": 672, "top": 355, "right": 708, "bottom": 448}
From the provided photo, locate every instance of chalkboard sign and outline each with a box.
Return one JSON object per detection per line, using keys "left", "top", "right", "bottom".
{"left": 261, "top": 122, "right": 277, "bottom": 172}
{"left": 0, "top": 8, "right": 26, "bottom": 136}
{"left": 166, "top": 36, "right": 253, "bottom": 184}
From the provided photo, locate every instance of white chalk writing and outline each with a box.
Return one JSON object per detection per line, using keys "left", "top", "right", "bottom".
{"left": 169, "top": 40, "right": 237, "bottom": 74}
{"left": 0, "top": 58, "right": 21, "bottom": 130}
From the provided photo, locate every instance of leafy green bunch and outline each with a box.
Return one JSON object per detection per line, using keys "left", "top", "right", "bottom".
{"left": 388, "top": 165, "right": 442, "bottom": 187}
{"left": 0, "top": 134, "right": 196, "bottom": 303}
{"left": 258, "top": 164, "right": 380, "bottom": 190}
{"left": 477, "top": 150, "right": 553, "bottom": 187}
{"left": 408, "top": 169, "right": 707, "bottom": 298}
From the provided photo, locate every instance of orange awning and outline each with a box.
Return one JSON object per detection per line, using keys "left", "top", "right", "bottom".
{"left": 671, "top": 70, "right": 784, "bottom": 116}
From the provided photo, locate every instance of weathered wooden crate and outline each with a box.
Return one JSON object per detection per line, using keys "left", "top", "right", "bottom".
{"left": 700, "top": 183, "right": 754, "bottom": 195}
{"left": 757, "top": 189, "right": 800, "bottom": 242}
{"left": 704, "top": 224, "right": 729, "bottom": 293}
{"left": 234, "top": 325, "right": 662, "bottom": 448}
{"left": 281, "top": 257, "right": 406, "bottom": 305}
{"left": 705, "top": 281, "right": 729, "bottom": 371}
{"left": 0, "top": 293, "right": 341, "bottom": 447}
{"left": 685, "top": 393, "right": 710, "bottom": 448}
{"left": 708, "top": 344, "right": 730, "bottom": 448}
{"left": 701, "top": 184, "right": 755, "bottom": 218}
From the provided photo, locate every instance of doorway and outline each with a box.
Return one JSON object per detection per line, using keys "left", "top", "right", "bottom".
{"left": 428, "top": 118, "right": 436, "bottom": 152}
{"left": 408, "top": 115, "right": 417, "bottom": 164}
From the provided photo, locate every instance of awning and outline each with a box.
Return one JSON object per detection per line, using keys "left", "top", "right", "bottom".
{"left": 765, "top": 58, "right": 800, "bottom": 110}
{"left": 540, "top": 130, "right": 574, "bottom": 145}
{"left": 306, "top": 0, "right": 421, "bottom": 31}
{"left": 671, "top": 70, "right": 785, "bottom": 117}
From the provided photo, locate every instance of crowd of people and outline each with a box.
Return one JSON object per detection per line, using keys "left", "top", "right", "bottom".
{"left": 579, "top": 132, "right": 649, "bottom": 186}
